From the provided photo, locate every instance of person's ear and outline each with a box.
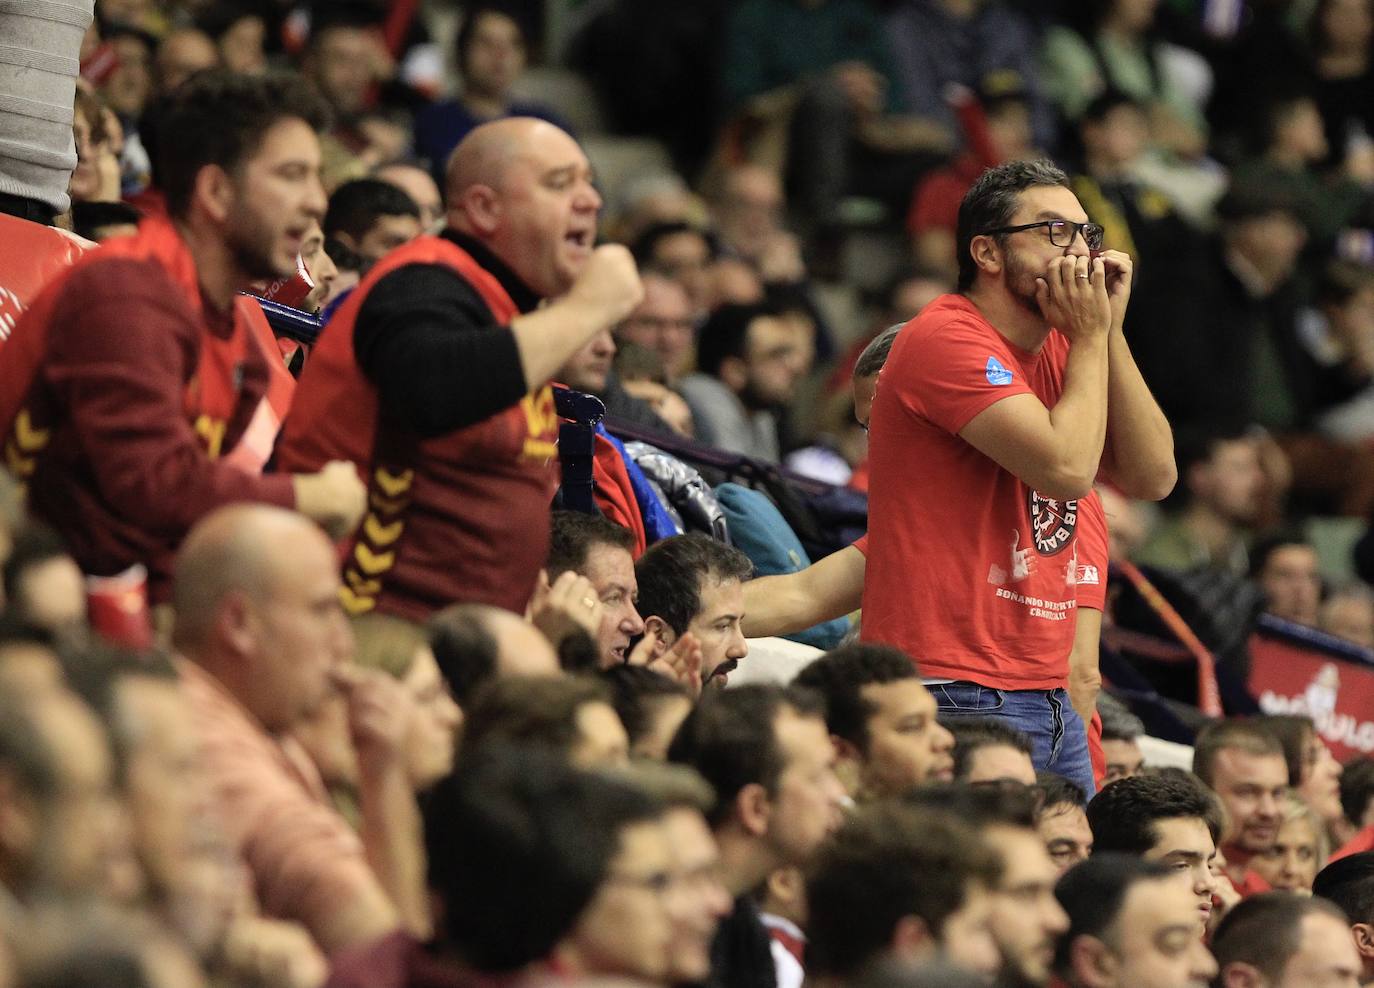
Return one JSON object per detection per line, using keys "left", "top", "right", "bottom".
{"left": 1352, "top": 922, "right": 1374, "bottom": 962}
{"left": 969, "top": 233, "right": 1003, "bottom": 280}
{"left": 1069, "top": 934, "right": 1116, "bottom": 988}
{"left": 458, "top": 185, "right": 502, "bottom": 237}
{"left": 643, "top": 615, "right": 676, "bottom": 655}
{"left": 736, "top": 781, "right": 771, "bottom": 837}
{"left": 719, "top": 355, "right": 748, "bottom": 393}
{"left": 216, "top": 589, "right": 257, "bottom": 660}
{"left": 765, "top": 866, "right": 805, "bottom": 910}
{"left": 1219, "top": 962, "right": 1264, "bottom": 988}
{"left": 192, "top": 163, "right": 236, "bottom": 225}
{"left": 888, "top": 915, "right": 934, "bottom": 963}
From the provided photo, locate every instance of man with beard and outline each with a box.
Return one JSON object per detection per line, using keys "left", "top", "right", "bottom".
{"left": 907, "top": 783, "right": 1070, "bottom": 988}
{"left": 679, "top": 302, "right": 802, "bottom": 462}
{"left": 636, "top": 534, "right": 753, "bottom": 690}
{"left": 0, "top": 71, "right": 366, "bottom": 601}
{"left": 861, "top": 159, "right": 1175, "bottom": 795}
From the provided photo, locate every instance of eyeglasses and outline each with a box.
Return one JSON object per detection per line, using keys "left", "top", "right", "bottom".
{"left": 978, "top": 219, "right": 1105, "bottom": 252}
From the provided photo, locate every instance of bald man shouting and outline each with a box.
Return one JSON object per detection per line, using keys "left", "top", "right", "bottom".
{"left": 279, "top": 119, "right": 643, "bottom": 630}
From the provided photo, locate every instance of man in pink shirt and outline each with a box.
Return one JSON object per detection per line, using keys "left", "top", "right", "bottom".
{"left": 173, "top": 504, "right": 427, "bottom": 955}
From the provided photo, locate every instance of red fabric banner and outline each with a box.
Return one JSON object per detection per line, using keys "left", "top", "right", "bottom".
{"left": 1250, "top": 633, "right": 1374, "bottom": 761}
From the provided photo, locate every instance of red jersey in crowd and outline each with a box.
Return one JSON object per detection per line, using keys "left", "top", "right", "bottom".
{"left": 0, "top": 216, "right": 293, "bottom": 599}
{"left": 862, "top": 293, "right": 1081, "bottom": 690}
{"left": 277, "top": 235, "right": 558, "bottom": 622}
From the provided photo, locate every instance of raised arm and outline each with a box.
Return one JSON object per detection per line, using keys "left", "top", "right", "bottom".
{"left": 960, "top": 256, "right": 1112, "bottom": 500}
{"left": 742, "top": 544, "right": 866, "bottom": 639}
{"left": 1096, "top": 250, "right": 1176, "bottom": 501}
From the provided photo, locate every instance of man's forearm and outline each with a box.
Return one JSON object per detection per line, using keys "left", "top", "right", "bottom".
{"left": 741, "top": 546, "right": 865, "bottom": 639}
{"left": 1068, "top": 608, "right": 1103, "bottom": 724}
{"left": 1045, "top": 334, "right": 1111, "bottom": 497}
{"left": 511, "top": 299, "right": 609, "bottom": 391}
{"left": 357, "top": 763, "right": 430, "bottom": 939}
{"left": 1103, "top": 328, "right": 1176, "bottom": 501}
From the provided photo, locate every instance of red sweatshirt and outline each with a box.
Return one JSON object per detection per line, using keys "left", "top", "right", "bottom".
{"left": 0, "top": 217, "right": 294, "bottom": 599}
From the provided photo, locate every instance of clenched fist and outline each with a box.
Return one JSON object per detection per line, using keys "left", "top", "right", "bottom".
{"left": 567, "top": 244, "right": 644, "bottom": 328}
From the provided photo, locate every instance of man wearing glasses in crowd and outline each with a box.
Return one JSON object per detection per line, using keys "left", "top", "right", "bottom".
{"left": 860, "top": 159, "right": 1175, "bottom": 796}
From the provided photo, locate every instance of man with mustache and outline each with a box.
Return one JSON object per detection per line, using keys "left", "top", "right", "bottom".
{"left": 635, "top": 534, "right": 753, "bottom": 689}
{"left": 862, "top": 159, "right": 1174, "bottom": 796}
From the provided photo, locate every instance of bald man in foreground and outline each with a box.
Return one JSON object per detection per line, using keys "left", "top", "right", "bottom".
{"left": 278, "top": 118, "right": 643, "bottom": 629}
{"left": 174, "top": 505, "right": 427, "bottom": 954}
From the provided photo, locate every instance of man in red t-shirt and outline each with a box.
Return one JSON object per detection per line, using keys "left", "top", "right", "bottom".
{"left": 862, "top": 159, "right": 1175, "bottom": 794}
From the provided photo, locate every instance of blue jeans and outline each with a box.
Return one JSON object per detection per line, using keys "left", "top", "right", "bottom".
{"left": 929, "top": 682, "right": 1096, "bottom": 798}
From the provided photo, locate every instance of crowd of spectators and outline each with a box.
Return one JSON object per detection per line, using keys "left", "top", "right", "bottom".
{"left": 9, "top": 0, "right": 1374, "bottom": 986}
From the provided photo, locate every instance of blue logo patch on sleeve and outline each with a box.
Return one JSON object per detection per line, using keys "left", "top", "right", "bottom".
{"left": 985, "top": 356, "right": 1014, "bottom": 386}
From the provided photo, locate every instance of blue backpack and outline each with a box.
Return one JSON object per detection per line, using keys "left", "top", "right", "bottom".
{"left": 714, "top": 482, "right": 850, "bottom": 650}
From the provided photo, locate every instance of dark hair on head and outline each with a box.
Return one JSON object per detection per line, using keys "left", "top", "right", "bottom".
{"left": 2, "top": 524, "right": 73, "bottom": 614}
{"left": 152, "top": 69, "right": 330, "bottom": 219}
{"left": 323, "top": 178, "right": 420, "bottom": 240}
{"left": 70, "top": 200, "right": 142, "bottom": 242}
{"left": 1173, "top": 423, "right": 1256, "bottom": 480}
{"left": 1193, "top": 718, "right": 1285, "bottom": 787}
{"left": 1087, "top": 772, "right": 1222, "bottom": 853}
{"left": 955, "top": 158, "right": 1070, "bottom": 292}
{"left": 948, "top": 718, "right": 1033, "bottom": 780}
{"left": 1212, "top": 891, "right": 1348, "bottom": 979}
{"left": 461, "top": 675, "right": 614, "bottom": 757}
{"left": 1216, "top": 180, "right": 1301, "bottom": 225}
{"left": 427, "top": 603, "right": 505, "bottom": 706}
{"left": 903, "top": 781, "right": 1039, "bottom": 829}
{"left": 807, "top": 803, "right": 1001, "bottom": 978}
{"left": 1053, "top": 855, "right": 1174, "bottom": 974}
{"left": 630, "top": 220, "right": 719, "bottom": 270}
{"left": 547, "top": 511, "right": 636, "bottom": 579}
{"left": 307, "top": 7, "right": 383, "bottom": 46}
{"left": 793, "top": 643, "right": 918, "bottom": 752}
{"left": 1255, "top": 714, "right": 1317, "bottom": 787}
{"left": 1097, "top": 693, "right": 1144, "bottom": 742}
{"left": 600, "top": 664, "right": 691, "bottom": 748}
{"left": 635, "top": 534, "right": 753, "bottom": 637}
{"left": 694, "top": 302, "right": 780, "bottom": 379}
{"left": 1249, "top": 530, "right": 1315, "bottom": 581}
{"left": 193, "top": 2, "right": 263, "bottom": 42}
{"left": 1313, "top": 851, "right": 1374, "bottom": 924}
{"left": 424, "top": 745, "right": 661, "bottom": 971}
{"left": 0, "top": 613, "right": 55, "bottom": 652}
{"left": 455, "top": 3, "right": 529, "bottom": 78}
{"left": 1080, "top": 88, "right": 1147, "bottom": 126}
{"left": 853, "top": 325, "right": 903, "bottom": 381}
{"left": 607, "top": 759, "right": 715, "bottom": 813}
{"left": 1037, "top": 771, "right": 1086, "bottom": 811}
{"left": 1341, "top": 757, "right": 1374, "bottom": 828}
{"left": 668, "top": 683, "right": 824, "bottom": 828}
